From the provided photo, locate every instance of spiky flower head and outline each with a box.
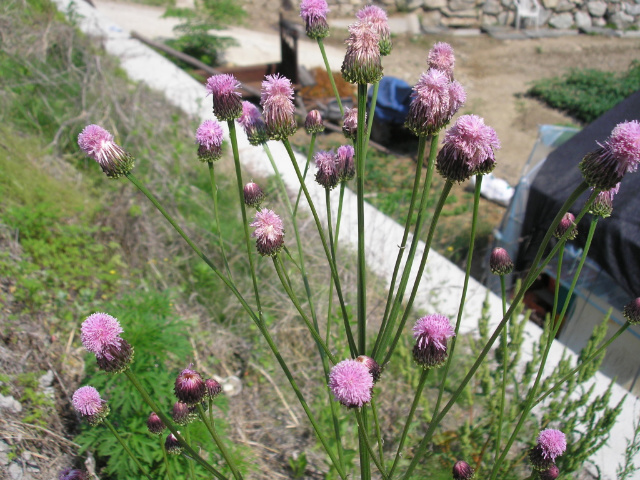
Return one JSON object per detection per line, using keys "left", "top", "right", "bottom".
{"left": 529, "top": 429, "right": 566, "bottom": 470}
{"left": 72, "top": 386, "right": 110, "bottom": 426}
{"left": 342, "top": 107, "right": 362, "bottom": 140}
{"left": 452, "top": 460, "right": 475, "bottom": 480}
{"left": 356, "top": 5, "right": 392, "bottom": 56}
{"left": 405, "top": 69, "right": 452, "bottom": 137}
{"left": 341, "top": 20, "right": 383, "bottom": 84}
{"left": 260, "top": 74, "right": 297, "bottom": 140}
{"left": 165, "top": 433, "right": 183, "bottom": 455}
{"left": 355, "top": 355, "right": 381, "bottom": 383}
{"left": 304, "top": 109, "right": 325, "bottom": 134}
{"left": 237, "top": 101, "right": 269, "bottom": 146}
{"left": 336, "top": 144, "right": 356, "bottom": 181}
{"left": 206, "top": 74, "right": 243, "bottom": 121}
{"left": 300, "top": 0, "right": 330, "bottom": 39}
{"left": 448, "top": 81, "right": 466, "bottom": 119}
{"left": 244, "top": 181, "right": 265, "bottom": 209}
{"left": 205, "top": 378, "right": 223, "bottom": 399}
{"left": 172, "top": 401, "right": 196, "bottom": 425}
{"left": 78, "top": 124, "right": 135, "bottom": 178}
{"left": 623, "top": 298, "right": 640, "bottom": 325}
{"left": 538, "top": 465, "right": 560, "bottom": 480}
{"left": 59, "top": 469, "right": 89, "bottom": 480}
{"left": 147, "top": 412, "right": 166, "bottom": 435}
{"left": 589, "top": 183, "right": 619, "bottom": 218}
{"left": 315, "top": 150, "right": 339, "bottom": 190}
{"left": 490, "top": 247, "right": 514, "bottom": 276}
{"left": 195, "top": 119, "right": 224, "bottom": 162}
{"left": 579, "top": 120, "right": 640, "bottom": 190}
{"left": 436, "top": 114, "right": 500, "bottom": 183}
{"left": 250, "top": 209, "right": 285, "bottom": 256}
{"left": 412, "top": 314, "right": 455, "bottom": 368}
{"left": 81, "top": 312, "right": 134, "bottom": 373}
{"left": 328, "top": 359, "right": 374, "bottom": 408}
{"left": 174, "top": 366, "right": 206, "bottom": 405}
{"left": 428, "top": 42, "right": 456, "bottom": 79}
{"left": 554, "top": 212, "right": 578, "bottom": 240}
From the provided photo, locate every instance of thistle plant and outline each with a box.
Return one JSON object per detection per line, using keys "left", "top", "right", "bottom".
{"left": 67, "top": 4, "right": 640, "bottom": 479}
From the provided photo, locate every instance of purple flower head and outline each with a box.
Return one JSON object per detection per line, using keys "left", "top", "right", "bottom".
{"left": 72, "top": 386, "right": 110, "bottom": 426}
{"left": 452, "top": 460, "right": 474, "bottom": 480}
{"left": 436, "top": 114, "right": 500, "bottom": 183}
{"left": 250, "top": 209, "right": 285, "bottom": 256}
{"left": 529, "top": 429, "right": 566, "bottom": 470}
{"left": 205, "top": 378, "right": 223, "bottom": 399}
{"left": 357, "top": 5, "right": 392, "bottom": 56}
{"left": 260, "top": 74, "right": 297, "bottom": 140}
{"left": 342, "top": 107, "right": 363, "bottom": 140}
{"left": 304, "top": 109, "right": 325, "bottom": 134}
{"left": 172, "top": 401, "right": 195, "bottom": 425}
{"left": 341, "top": 20, "right": 383, "bottom": 85}
{"left": 300, "top": 0, "right": 330, "bottom": 39}
{"left": 206, "top": 74, "right": 243, "bottom": 121}
{"left": 174, "top": 365, "right": 206, "bottom": 405}
{"left": 412, "top": 314, "right": 455, "bottom": 368}
{"left": 165, "top": 433, "right": 183, "bottom": 455}
{"left": 428, "top": 42, "right": 455, "bottom": 79}
{"left": 244, "top": 181, "right": 265, "bottom": 208}
{"left": 589, "top": 182, "right": 619, "bottom": 218}
{"left": 336, "top": 144, "right": 356, "bottom": 181}
{"left": 489, "top": 247, "right": 514, "bottom": 276}
{"left": 238, "top": 101, "right": 268, "bottom": 146}
{"left": 580, "top": 120, "right": 640, "bottom": 190}
{"left": 405, "top": 69, "right": 451, "bottom": 137}
{"left": 328, "top": 359, "right": 374, "bottom": 408}
{"left": 355, "top": 355, "right": 381, "bottom": 383}
{"left": 81, "top": 312, "right": 133, "bottom": 373}
{"left": 539, "top": 466, "right": 560, "bottom": 480}
{"left": 78, "top": 124, "right": 134, "bottom": 178}
{"left": 147, "top": 412, "right": 166, "bottom": 435}
{"left": 554, "top": 212, "right": 578, "bottom": 240}
{"left": 623, "top": 297, "right": 640, "bottom": 325}
{"left": 195, "top": 120, "right": 224, "bottom": 162}
{"left": 315, "top": 150, "right": 339, "bottom": 190}
{"left": 59, "top": 469, "right": 89, "bottom": 480}
{"left": 447, "top": 81, "right": 466, "bottom": 119}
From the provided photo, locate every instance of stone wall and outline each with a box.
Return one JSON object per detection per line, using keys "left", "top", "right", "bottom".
{"left": 290, "top": 0, "right": 640, "bottom": 31}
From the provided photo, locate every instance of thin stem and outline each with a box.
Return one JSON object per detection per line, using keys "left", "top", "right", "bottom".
{"left": 196, "top": 404, "right": 243, "bottom": 480}
{"left": 184, "top": 425, "right": 196, "bottom": 480}
{"left": 208, "top": 161, "right": 232, "bottom": 279}
{"left": 371, "top": 397, "right": 385, "bottom": 470}
{"left": 494, "top": 274, "right": 508, "bottom": 465}
{"left": 317, "top": 38, "right": 344, "bottom": 116}
{"left": 161, "top": 435, "right": 172, "bottom": 480}
{"left": 354, "top": 409, "right": 388, "bottom": 479}
{"left": 366, "top": 81, "right": 380, "bottom": 151}
{"left": 356, "top": 82, "right": 368, "bottom": 355}
{"left": 294, "top": 133, "right": 317, "bottom": 216}
{"left": 103, "top": 419, "right": 153, "bottom": 480}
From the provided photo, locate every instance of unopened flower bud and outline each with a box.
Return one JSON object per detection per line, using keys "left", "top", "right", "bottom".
{"left": 452, "top": 460, "right": 474, "bottom": 480}
{"left": 342, "top": 107, "right": 361, "bottom": 140}
{"left": 538, "top": 465, "right": 560, "bottom": 480}
{"left": 489, "top": 247, "right": 514, "bottom": 276}
{"left": 355, "top": 355, "right": 381, "bottom": 383}
{"left": 244, "top": 182, "right": 265, "bottom": 208}
{"left": 623, "top": 298, "right": 640, "bottom": 325}
{"left": 589, "top": 183, "right": 619, "bottom": 218}
{"left": 554, "top": 212, "right": 578, "bottom": 240}
{"left": 300, "top": 0, "right": 330, "bottom": 40}
{"left": 205, "top": 378, "right": 223, "bottom": 399}
{"left": 147, "top": 412, "right": 166, "bottom": 435}
{"left": 174, "top": 366, "right": 206, "bottom": 405}
{"left": 172, "top": 401, "right": 193, "bottom": 426}
{"left": 165, "top": 433, "right": 183, "bottom": 454}
{"left": 304, "top": 109, "right": 325, "bottom": 134}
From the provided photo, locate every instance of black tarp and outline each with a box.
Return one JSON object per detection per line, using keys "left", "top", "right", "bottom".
{"left": 516, "top": 90, "right": 640, "bottom": 298}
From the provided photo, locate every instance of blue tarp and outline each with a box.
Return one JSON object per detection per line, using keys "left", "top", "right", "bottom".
{"left": 368, "top": 76, "right": 412, "bottom": 125}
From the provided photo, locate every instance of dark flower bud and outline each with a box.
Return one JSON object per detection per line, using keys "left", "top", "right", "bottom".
{"left": 205, "top": 378, "right": 223, "bottom": 399}
{"left": 244, "top": 182, "right": 265, "bottom": 209}
{"left": 304, "top": 110, "right": 325, "bottom": 134}
{"left": 165, "top": 433, "right": 183, "bottom": 455}
{"left": 489, "top": 247, "right": 514, "bottom": 276}
{"left": 554, "top": 212, "right": 578, "bottom": 240}
{"left": 452, "top": 460, "right": 474, "bottom": 480}
{"left": 538, "top": 465, "right": 560, "bottom": 480}
{"left": 147, "top": 412, "right": 166, "bottom": 435}
{"left": 59, "top": 469, "right": 89, "bottom": 480}
{"left": 623, "top": 298, "right": 640, "bottom": 325}
{"left": 355, "top": 355, "right": 381, "bottom": 383}
{"left": 174, "top": 366, "right": 206, "bottom": 405}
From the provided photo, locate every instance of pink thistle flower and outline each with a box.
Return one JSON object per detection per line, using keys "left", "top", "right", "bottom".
{"left": 412, "top": 314, "right": 455, "bottom": 368}
{"left": 589, "top": 183, "right": 619, "bottom": 218}
{"left": 250, "top": 209, "right": 285, "bottom": 256}
{"left": 405, "top": 69, "right": 451, "bottom": 137}
{"left": 238, "top": 101, "right": 268, "bottom": 146}
{"left": 580, "top": 120, "right": 640, "bottom": 190}
{"left": 244, "top": 181, "right": 265, "bottom": 208}
{"left": 195, "top": 119, "right": 224, "bottom": 162}
{"left": 452, "top": 460, "right": 474, "bottom": 480}
{"left": 59, "top": 469, "right": 89, "bottom": 480}
{"left": 529, "top": 429, "right": 566, "bottom": 470}
{"left": 623, "top": 297, "right": 640, "bottom": 325}
{"left": 489, "top": 247, "right": 514, "bottom": 276}
{"left": 147, "top": 412, "right": 166, "bottom": 435}
{"left": 357, "top": 5, "right": 392, "bottom": 56}
{"left": 314, "top": 150, "right": 339, "bottom": 190}
{"left": 81, "top": 312, "right": 134, "bottom": 373}
{"left": 260, "top": 74, "right": 297, "bottom": 140}
{"left": 165, "top": 433, "right": 183, "bottom": 455}
{"left": 205, "top": 74, "right": 243, "bottom": 121}
{"left": 342, "top": 107, "right": 363, "bottom": 140}
{"left": 328, "top": 359, "right": 374, "bottom": 408}
{"left": 304, "top": 109, "right": 325, "bottom": 134}
{"left": 205, "top": 378, "right": 223, "bottom": 399}
{"left": 300, "top": 0, "right": 330, "bottom": 39}
{"left": 72, "top": 386, "right": 110, "bottom": 426}
{"left": 428, "top": 42, "right": 456, "bottom": 79}
{"left": 336, "top": 144, "right": 356, "bottom": 181}
{"left": 554, "top": 212, "right": 578, "bottom": 240}
{"left": 436, "top": 114, "right": 500, "bottom": 183}
{"left": 355, "top": 355, "right": 381, "bottom": 383}
{"left": 341, "top": 20, "right": 383, "bottom": 85}
{"left": 447, "top": 81, "right": 466, "bottom": 119}
{"left": 174, "top": 365, "right": 206, "bottom": 405}
{"left": 77, "top": 124, "right": 135, "bottom": 178}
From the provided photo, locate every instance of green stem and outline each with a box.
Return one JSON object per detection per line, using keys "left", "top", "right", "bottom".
{"left": 371, "top": 397, "right": 385, "bottom": 470}
{"left": 389, "top": 369, "right": 430, "bottom": 477}
{"left": 161, "top": 435, "right": 172, "bottom": 480}
{"left": 294, "top": 133, "right": 316, "bottom": 216}
{"left": 184, "top": 425, "right": 196, "bottom": 480}
{"left": 354, "top": 409, "right": 388, "bottom": 479}
{"left": 208, "top": 161, "right": 232, "bottom": 279}
{"left": 196, "top": 404, "right": 243, "bottom": 480}
{"left": 317, "top": 38, "right": 344, "bottom": 116}
{"left": 103, "top": 419, "right": 153, "bottom": 480}
{"left": 356, "top": 82, "right": 368, "bottom": 355}
{"left": 366, "top": 81, "right": 380, "bottom": 151}
{"left": 494, "top": 274, "right": 508, "bottom": 465}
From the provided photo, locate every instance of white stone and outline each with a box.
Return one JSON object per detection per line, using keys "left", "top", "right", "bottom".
{"left": 593, "top": 15, "right": 607, "bottom": 24}
{"left": 626, "top": 2, "right": 640, "bottom": 15}
{"left": 575, "top": 10, "right": 593, "bottom": 26}
{"left": 548, "top": 10, "right": 575, "bottom": 25}
{"left": 542, "top": 0, "right": 559, "bottom": 9}
{"left": 609, "top": 9, "right": 634, "bottom": 26}
{"left": 420, "top": 9, "right": 443, "bottom": 25}
{"left": 587, "top": 0, "right": 607, "bottom": 15}
{"left": 0, "top": 395, "right": 22, "bottom": 413}
{"left": 424, "top": 0, "right": 448, "bottom": 9}
{"left": 396, "top": 0, "right": 425, "bottom": 10}
{"left": 8, "top": 463, "right": 23, "bottom": 480}
{"left": 449, "top": 0, "right": 477, "bottom": 10}
{"left": 483, "top": 0, "right": 503, "bottom": 14}
{"left": 555, "top": 0, "right": 576, "bottom": 11}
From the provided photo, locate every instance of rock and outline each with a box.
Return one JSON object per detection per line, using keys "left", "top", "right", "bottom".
{"left": 483, "top": 0, "right": 503, "bottom": 14}
{"left": 575, "top": 10, "right": 593, "bottom": 26}
{"left": 424, "top": 0, "right": 448, "bottom": 8}
{"left": 548, "top": 11, "right": 574, "bottom": 26}
{"left": 481, "top": 12, "right": 500, "bottom": 24}
{"left": 396, "top": 0, "right": 425, "bottom": 10}
{"left": 421, "top": 9, "right": 443, "bottom": 26}
{"left": 441, "top": 5, "right": 479, "bottom": 15}
{"left": 542, "top": 0, "right": 560, "bottom": 9}
{"left": 0, "top": 395, "right": 22, "bottom": 413}
{"left": 555, "top": 0, "right": 576, "bottom": 11}
{"left": 406, "top": 13, "right": 422, "bottom": 33}
{"left": 440, "top": 14, "right": 479, "bottom": 24}
{"left": 593, "top": 16, "right": 607, "bottom": 24}
{"left": 449, "top": 0, "right": 477, "bottom": 11}
{"left": 587, "top": 0, "right": 607, "bottom": 15}
{"left": 9, "top": 463, "right": 23, "bottom": 480}
{"left": 626, "top": 2, "right": 640, "bottom": 14}
{"left": 609, "top": 9, "right": 634, "bottom": 26}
